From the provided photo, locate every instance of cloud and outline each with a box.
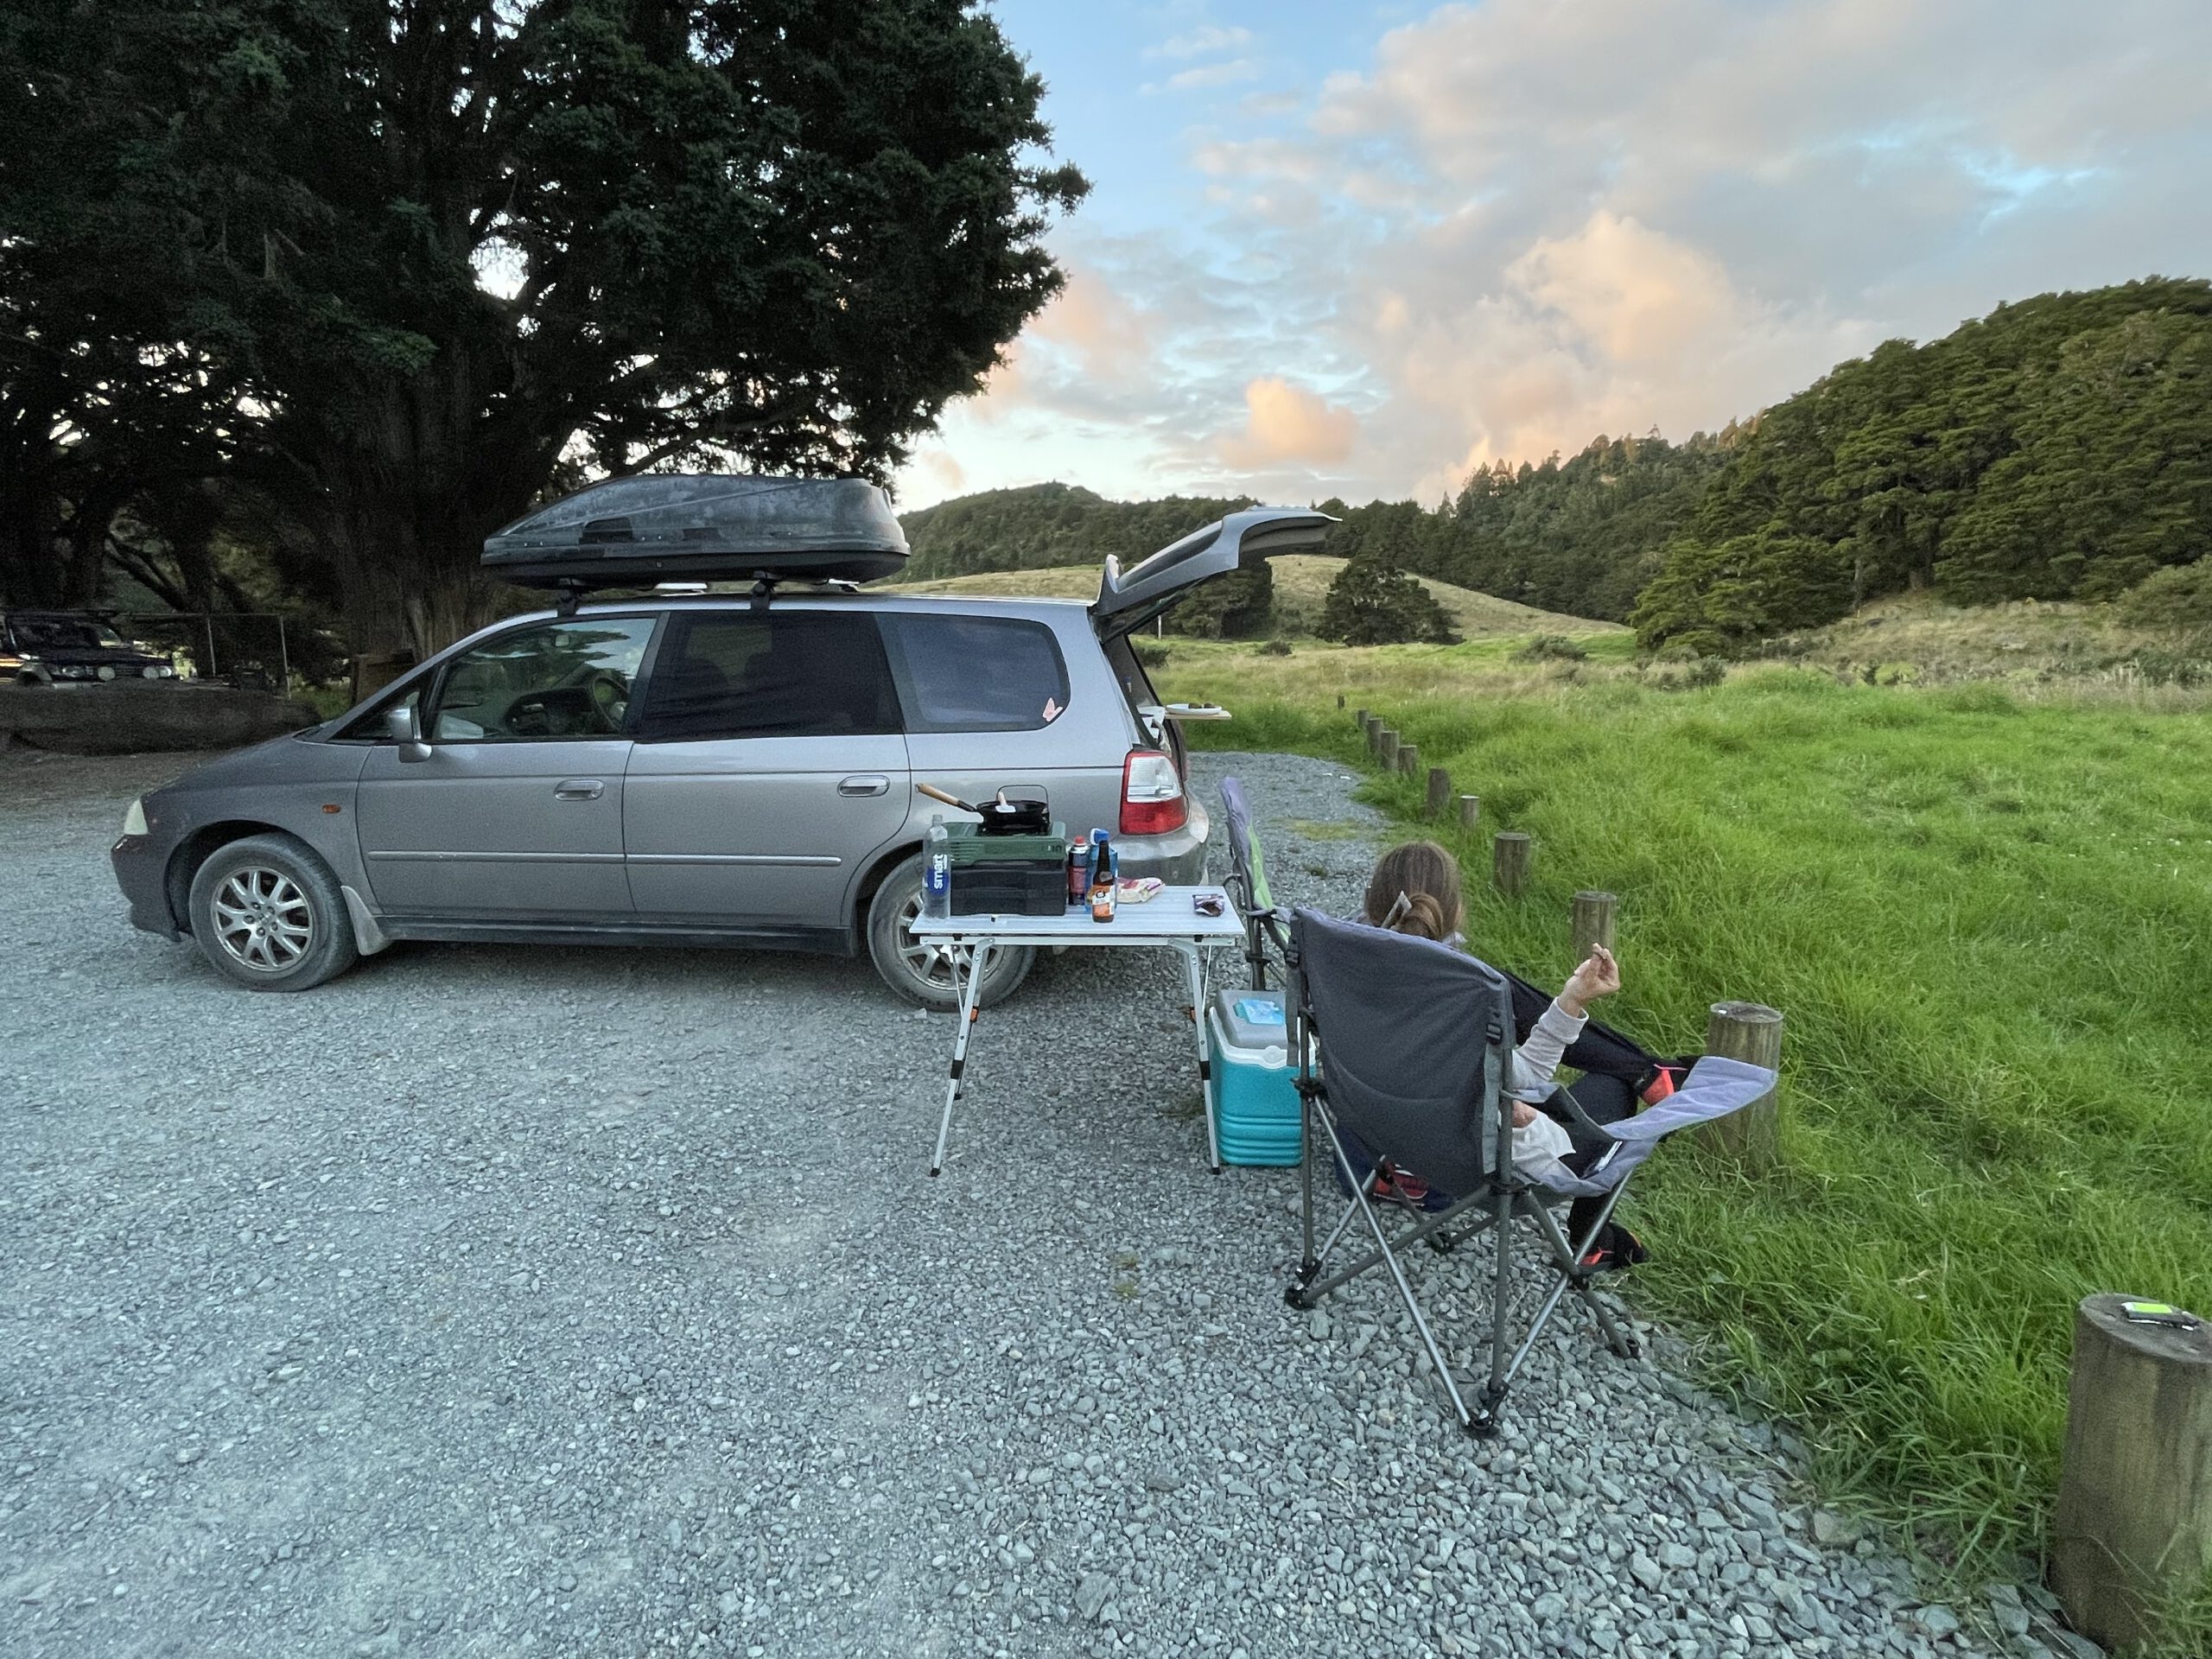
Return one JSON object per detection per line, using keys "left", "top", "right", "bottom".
{"left": 1162, "top": 59, "right": 1260, "bottom": 92}
{"left": 1150, "top": 24, "right": 1254, "bottom": 60}
{"left": 1217, "top": 378, "right": 1359, "bottom": 468}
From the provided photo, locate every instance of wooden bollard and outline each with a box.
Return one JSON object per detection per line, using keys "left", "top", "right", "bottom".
{"left": 1378, "top": 728, "right": 1400, "bottom": 770}
{"left": 1492, "top": 831, "right": 1531, "bottom": 897}
{"left": 1426, "top": 766, "right": 1452, "bottom": 818}
{"left": 1571, "top": 891, "right": 1618, "bottom": 960}
{"left": 2052, "top": 1293, "right": 2212, "bottom": 1651}
{"left": 1354, "top": 707, "right": 1368, "bottom": 731}
{"left": 1396, "top": 742, "right": 1420, "bottom": 778}
{"left": 1699, "top": 1002, "right": 1783, "bottom": 1169}
{"left": 1363, "top": 715, "right": 1381, "bottom": 757}
{"left": 1459, "top": 794, "right": 1480, "bottom": 831}
{"left": 1336, "top": 691, "right": 1346, "bottom": 709}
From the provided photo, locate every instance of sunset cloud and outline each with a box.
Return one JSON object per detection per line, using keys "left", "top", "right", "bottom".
{"left": 1218, "top": 377, "right": 1358, "bottom": 468}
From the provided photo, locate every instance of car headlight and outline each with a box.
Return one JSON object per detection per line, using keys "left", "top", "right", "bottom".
{"left": 142, "top": 664, "right": 175, "bottom": 679}
{"left": 123, "top": 797, "right": 149, "bottom": 836}
{"left": 97, "top": 664, "right": 117, "bottom": 681}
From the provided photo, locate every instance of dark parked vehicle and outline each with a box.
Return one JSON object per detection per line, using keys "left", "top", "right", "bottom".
{"left": 3, "top": 611, "right": 178, "bottom": 685}
{"left": 110, "top": 476, "right": 1331, "bottom": 1007}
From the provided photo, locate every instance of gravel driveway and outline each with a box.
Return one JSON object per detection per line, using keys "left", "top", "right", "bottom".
{"left": 2, "top": 747, "right": 2050, "bottom": 1659}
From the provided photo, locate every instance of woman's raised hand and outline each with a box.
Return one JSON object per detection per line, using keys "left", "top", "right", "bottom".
{"left": 1560, "top": 944, "right": 1621, "bottom": 1015}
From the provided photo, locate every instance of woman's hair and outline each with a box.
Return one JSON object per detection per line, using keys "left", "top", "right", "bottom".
{"left": 1362, "top": 840, "right": 1464, "bottom": 943}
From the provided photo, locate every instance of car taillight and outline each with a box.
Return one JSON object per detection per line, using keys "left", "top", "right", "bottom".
{"left": 1120, "top": 749, "right": 1186, "bottom": 836}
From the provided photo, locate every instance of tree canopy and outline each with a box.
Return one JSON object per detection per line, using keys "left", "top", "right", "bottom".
{"left": 0, "top": 0, "right": 1085, "bottom": 651}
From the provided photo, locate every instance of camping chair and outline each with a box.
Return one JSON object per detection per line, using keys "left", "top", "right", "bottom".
{"left": 1217, "top": 775, "right": 1283, "bottom": 991}
{"left": 1282, "top": 906, "right": 1776, "bottom": 1437}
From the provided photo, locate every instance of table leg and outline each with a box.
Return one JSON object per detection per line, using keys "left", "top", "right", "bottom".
{"left": 1182, "top": 944, "right": 1222, "bottom": 1173}
{"left": 929, "top": 939, "right": 993, "bottom": 1177}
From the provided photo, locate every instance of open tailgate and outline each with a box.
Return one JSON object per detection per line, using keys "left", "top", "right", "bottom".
{"left": 1090, "top": 507, "right": 1335, "bottom": 639}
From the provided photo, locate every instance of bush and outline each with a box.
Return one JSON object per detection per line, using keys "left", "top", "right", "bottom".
{"left": 1256, "top": 639, "right": 1293, "bottom": 657}
{"left": 1133, "top": 640, "right": 1170, "bottom": 669}
{"left": 2114, "top": 556, "right": 2212, "bottom": 629}
{"left": 1319, "top": 556, "right": 1459, "bottom": 645}
{"left": 1513, "top": 633, "right": 1589, "bottom": 664}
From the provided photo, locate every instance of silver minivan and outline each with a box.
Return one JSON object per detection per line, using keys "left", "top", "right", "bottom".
{"left": 110, "top": 489, "right": 1330, "bottom": 1007}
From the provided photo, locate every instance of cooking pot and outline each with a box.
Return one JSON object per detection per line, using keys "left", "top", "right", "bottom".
{"left": 915, "top": 782, "right": 1052, "bottom": 836}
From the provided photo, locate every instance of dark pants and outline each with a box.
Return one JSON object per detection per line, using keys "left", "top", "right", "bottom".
{"left": 1545, "top": 1072, "right": 1637, "bottom": 1247}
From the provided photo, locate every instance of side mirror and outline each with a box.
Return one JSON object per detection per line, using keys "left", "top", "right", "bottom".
{"left": 386, "top": 703, "right": 432, "bottom": 763}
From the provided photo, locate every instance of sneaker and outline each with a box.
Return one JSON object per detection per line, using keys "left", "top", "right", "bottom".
{"left": 1578, "top": 1222, "right": 1649, "bottom": 1273}
{"left": 1374, "top": 1167, "right": 1454, "bottom": 1213}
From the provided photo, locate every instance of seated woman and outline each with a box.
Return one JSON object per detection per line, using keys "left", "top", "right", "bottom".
{"left": 1357, "top": 840, "right": 1649, "bottom": 1270}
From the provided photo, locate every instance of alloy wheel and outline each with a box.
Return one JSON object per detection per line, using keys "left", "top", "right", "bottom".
{"left": 892, "top": 888, "right": 971, "bottom": 995}
{"left": 211, "top": 867, "right": 315, "bottom": 973}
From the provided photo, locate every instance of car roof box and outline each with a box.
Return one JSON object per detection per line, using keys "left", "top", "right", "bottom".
{"left": 482, "top": 474, "right": 909, "bottom": 588}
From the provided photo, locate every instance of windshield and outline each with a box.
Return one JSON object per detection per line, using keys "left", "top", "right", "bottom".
{"left": 13, "top": 617, "right": 129, "bottom": 650}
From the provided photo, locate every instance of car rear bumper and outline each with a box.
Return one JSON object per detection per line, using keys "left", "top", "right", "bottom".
{"left": 111, "top": 835, "right": 181, "bottom": 938}
{"left": 1109, "top": 797, "right": 1211, "bottom": 886}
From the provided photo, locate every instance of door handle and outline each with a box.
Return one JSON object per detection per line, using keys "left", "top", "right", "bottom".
{"left": 837, "top": 774, "right": 890, "bottom": 798}
{"left": 553, "top": 779, "right": 605, "bottom": 801}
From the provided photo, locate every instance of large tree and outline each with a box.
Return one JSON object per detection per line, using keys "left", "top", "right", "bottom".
{"left": 2, "top": 0, "right": 1084, "bottom": 652}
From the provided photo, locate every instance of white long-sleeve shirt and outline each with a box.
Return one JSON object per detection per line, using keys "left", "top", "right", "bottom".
{"left": 1506, "top": 997, "right": 1586, "bottom": 1168}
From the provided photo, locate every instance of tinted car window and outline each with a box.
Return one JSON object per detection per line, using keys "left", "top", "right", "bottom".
{"left": 430, "top": 619, "right": 657, "bottom": 741}
{"left": 636, "top": 612, "right": 901, "bottom": 741}
{"left": 878, "top": 613, "right": 1071, "bottom": 734}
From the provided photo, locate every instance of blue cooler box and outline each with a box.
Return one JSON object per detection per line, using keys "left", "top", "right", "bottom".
{"left": 1207, "top": 988, "right": 1303, "bottom": 1166}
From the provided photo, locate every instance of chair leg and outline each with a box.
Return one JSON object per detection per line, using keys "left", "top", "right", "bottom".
{"left": 1293, "top": 1194, "right": 1497, "bottom": 1307}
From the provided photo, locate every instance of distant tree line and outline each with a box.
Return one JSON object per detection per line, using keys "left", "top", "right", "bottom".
{"left": 902, "top": 278, "right": 2212, "bottom": 652}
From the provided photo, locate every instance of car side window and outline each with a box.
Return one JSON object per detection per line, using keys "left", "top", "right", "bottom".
{"left": 429, "top": 619, "right": 658, "bottom": 742}
{"left": 634, "top": 612, "right": 901, "bottom": 741}
{"left": 877, "top": 614, "right": 1071, "bottom": 734}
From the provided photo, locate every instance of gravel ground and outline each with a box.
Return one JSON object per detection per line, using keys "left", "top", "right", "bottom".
{"left": 1, "top": 746, "right": 2076, "bottom": 1659}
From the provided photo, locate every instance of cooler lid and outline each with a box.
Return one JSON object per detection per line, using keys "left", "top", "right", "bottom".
{"left": 1214, "top": 987, "right": 1288, "bottom": 1050}
{"left": 483, "top": 474, "right": 910, "bottom": 588}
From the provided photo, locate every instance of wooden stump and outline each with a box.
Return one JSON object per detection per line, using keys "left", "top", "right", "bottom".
{"left": 1396, "top": 742, "right": 1421, "bottom": 778}
{"left": 2053, "top": 1293, "right": 2212, "bottom": 1651}
{"left": 1698, "top": 1002, "right": 1783, "bottom": 1170}
{"left": 1492, "top": 832, "right": 1531, "bottom": 897}
{"left": 1336, "top": 691, "right": 1346, "bottom": 709}
{"left": 1426, "top": 766, "right": 1452, "bottom": 818}
{"left": 1571, "top": 891, "right": 1618, "bottom": 961}
{"left": 1458, "top": 794, "right": 1480, "bottom": 831}
{"left": 1378, "top": 727, "right": 1400, "bottom": 770}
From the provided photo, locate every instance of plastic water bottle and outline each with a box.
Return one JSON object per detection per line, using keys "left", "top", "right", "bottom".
{"left": 923, "top": 816, "right": 950, "bottom": 922}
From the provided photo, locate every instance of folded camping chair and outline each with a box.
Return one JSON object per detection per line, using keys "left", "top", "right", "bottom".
{"left": 1217, "top": 775, "right": 1287, "bottom": 990}
{"left": 1283, "top": 906, "right": 1777, "bottom": 1437}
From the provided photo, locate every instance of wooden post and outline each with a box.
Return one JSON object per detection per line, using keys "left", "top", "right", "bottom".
{"left": 1354, "top": 707, "right": 1368, "bottom": 731}
{"left": 1336, "top": 691, "right": 1346, "bottom": 709}
{"left": 1699, "top": 1002, "right": 1783, "bottom": 1170}
{"left": 1570, "top": 891, "right": 1618, "bottom": 960}
{"left": 1363, "top": 715, "right": 1381, "bottom": 758}
{"left": 1491, "top": 831, "right": 1531, "bottom": 897}
{"left": 1397, "top": 742, "right": 1420, "bottom": 778}
{"left": 2052, "top": 1294, "right": 2212, "bottom": 1651}
{"left": 1378, "top": 727, "right": 1400, "bottom": 770}
{"left": 1426, "top": 767, "right": 1452, "bottom": 818}
{"left": 1458, "top": 794, "right": 1480, "bottom": 831}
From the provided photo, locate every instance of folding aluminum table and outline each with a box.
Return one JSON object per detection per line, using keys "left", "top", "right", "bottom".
{"left": 912, "top": 887, "right": 1249, "bottom": 1176}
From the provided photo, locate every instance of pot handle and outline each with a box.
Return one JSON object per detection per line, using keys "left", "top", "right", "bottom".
{"left": 915, "top": 782, "right": 971, "bottom": 812}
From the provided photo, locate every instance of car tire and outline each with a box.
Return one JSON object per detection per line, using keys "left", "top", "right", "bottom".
{"left": 865, "top": 854, "right": 1033, "bottom": 1012}
{"left": 186, "top": 833, "right": 361, "bottom": 992}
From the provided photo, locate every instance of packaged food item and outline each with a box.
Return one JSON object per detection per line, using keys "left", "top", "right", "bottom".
{"left": 1116, "top": 876, "right": 1163, "bottom": 903}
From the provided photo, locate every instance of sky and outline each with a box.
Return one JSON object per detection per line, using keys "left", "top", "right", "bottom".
{"left": 891, "top": 0, "right": 2212, "bottom": 511}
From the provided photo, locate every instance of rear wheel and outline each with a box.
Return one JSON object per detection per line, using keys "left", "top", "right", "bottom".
{"left": 865, "top": 854, "right": 1033, "bottom": 1011}
{"left": 186, "top": 833, "right": 360, "bottom": 992}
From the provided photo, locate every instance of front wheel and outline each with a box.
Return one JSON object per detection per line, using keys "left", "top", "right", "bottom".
{"left": 865, "top": 855, "right": 1033, "bottom": 1012}
{"left": 186, "top": 833, "right": 360, "bottom": 991}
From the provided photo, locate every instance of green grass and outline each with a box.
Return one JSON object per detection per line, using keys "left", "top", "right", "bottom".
{"left": 1165, "top": 652, "right": 2212, "bottom": 1615}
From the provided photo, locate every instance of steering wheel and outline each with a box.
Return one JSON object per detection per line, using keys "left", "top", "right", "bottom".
{"left": 581, "top": 669, "right": 628, "bottom": 733}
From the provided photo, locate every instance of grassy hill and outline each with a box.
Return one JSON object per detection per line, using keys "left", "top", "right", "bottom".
{"left": 878, "top": 556, "right": 1628, "bottom": 643}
